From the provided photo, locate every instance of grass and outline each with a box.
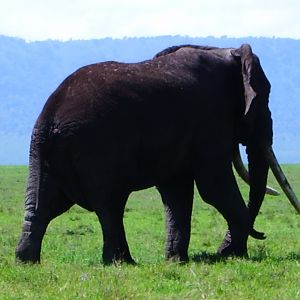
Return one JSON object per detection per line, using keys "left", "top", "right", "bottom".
{"left": 0, "top": 165, "right": 299, "bottom": 299}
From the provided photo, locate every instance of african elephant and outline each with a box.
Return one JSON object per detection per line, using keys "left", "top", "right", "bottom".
{"left": 16, "top": 44, "right": 300, "bottom": 264}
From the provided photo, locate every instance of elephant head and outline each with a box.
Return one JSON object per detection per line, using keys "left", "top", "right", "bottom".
{"left": 155, "top": 43, "right": 300, "bottom": 240}
{"left": 232, "top": 44, "right": 300, "bottom": 239}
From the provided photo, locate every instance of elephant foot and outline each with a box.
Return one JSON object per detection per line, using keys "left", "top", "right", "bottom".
{"left": 217, "top": 230, "right": 248, "bottom": 258}
{"left": 103, "top": 257, "right": 136, "bottom": 266}
{"left": 15, "top": 221, "right": 45, "bottom": 263}
{"left": 166, "top": 253, "right": 189, "bottom": 263}
{"left": 165, "top": 236, "right": 190, "bottom": 263}
{"left": 16, "top": 240, "right": 40, "bottom": 263}
{"left": 102, "top": 248, "right": 135, "bottom": 265}
{"left": 16, "top": 232, "right": 41, "bottom": 263}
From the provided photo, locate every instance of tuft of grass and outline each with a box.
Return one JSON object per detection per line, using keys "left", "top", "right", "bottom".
{"left": 0, "top": 165, "right": 299, "bottom": 299}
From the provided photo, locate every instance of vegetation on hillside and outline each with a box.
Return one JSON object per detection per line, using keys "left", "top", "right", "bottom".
{"left": 0, "top": 35, "right": 299, "bottom": 163}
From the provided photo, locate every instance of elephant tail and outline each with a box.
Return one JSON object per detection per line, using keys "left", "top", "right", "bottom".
{"left": 24, "top": 120, "right": 50, "bottom": 222}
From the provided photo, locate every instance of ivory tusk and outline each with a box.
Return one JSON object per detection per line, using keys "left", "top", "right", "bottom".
{"left": 265, "top": 146, "right": 300, "bottom": 213}
{"left": 233, "top": 145, "right": 280, "bottom": 196}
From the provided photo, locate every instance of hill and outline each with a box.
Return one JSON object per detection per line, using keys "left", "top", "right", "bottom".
{"left": 0, "top": 35, "right": 299, "bottom": 164}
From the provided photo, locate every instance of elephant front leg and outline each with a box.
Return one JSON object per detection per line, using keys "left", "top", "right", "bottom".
{"left": 157, "top": 176, "right": 194, "bottom": 262}
{"left": 195, "top": 158, "right": 250, "bottom": 257}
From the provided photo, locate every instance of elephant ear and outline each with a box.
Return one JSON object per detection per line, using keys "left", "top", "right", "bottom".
{"left": 231, "top": 44, "right": 257, "bottom": 115}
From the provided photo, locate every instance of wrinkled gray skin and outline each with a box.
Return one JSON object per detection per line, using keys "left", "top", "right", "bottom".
{"left": 16, "top": 44, "right": 272, "bottom": 264}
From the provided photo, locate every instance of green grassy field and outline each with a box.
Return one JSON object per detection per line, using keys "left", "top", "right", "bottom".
{"left": 0, "top": 165, "right": 299, "bottom": 299}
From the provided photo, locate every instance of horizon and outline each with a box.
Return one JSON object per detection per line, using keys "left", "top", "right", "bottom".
{"left": 2, "top": 33, "right": 300, "bottom": 44}
{"left": 1, "top": 1, "right": 300, "bottom": 41}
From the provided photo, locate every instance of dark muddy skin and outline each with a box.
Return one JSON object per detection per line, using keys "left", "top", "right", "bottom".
{"left": 16, "top": 44, "right": 272, "bottom": 264}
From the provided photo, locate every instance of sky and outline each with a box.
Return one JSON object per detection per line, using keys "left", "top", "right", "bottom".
{"left": 0, "top": 0, "right": 300, "bottom": 41}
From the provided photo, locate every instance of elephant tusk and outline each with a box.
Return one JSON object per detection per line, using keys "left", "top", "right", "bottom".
{"left": 265, "top": 146, "right": 300, "bottom": 213}
{"left": 233, "top": 145, "right": 280, "bottom": 196}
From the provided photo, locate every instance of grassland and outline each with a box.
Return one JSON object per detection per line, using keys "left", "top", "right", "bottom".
{"left": 0, "top": 165, "right": 299, "bottom": 299}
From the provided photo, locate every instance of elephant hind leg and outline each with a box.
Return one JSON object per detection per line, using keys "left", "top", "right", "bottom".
{"left": 157, "top": 176, "right": 194, "bottom": 262}
{"left": 16, "top": 173, "right": 73, "bottom": 263}
{"left": 93, "top": 190, "right": 134, "bottom": 265}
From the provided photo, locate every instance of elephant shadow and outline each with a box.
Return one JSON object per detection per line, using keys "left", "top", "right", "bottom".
{"left": 249, "top": 251, "right": 300, "bottom": 263}
{"left": 191, "top": 251, "right": 300, "bottom": 264}
{"left": 191, "top": 252, "right": 227, "bottom": 264}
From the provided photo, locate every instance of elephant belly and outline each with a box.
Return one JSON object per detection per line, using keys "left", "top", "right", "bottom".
{"left": 59, "top": 138, "right": 191, "bottom": 195}
{"left": 47, "top": 113, "right": 193, "bottom": 201}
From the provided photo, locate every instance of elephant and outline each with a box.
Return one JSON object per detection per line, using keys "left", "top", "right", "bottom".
{"left": 16, "top": 43, "right": 300, "bottom": 264}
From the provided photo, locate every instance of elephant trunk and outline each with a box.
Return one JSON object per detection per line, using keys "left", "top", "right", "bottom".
{"left": 243, "top": 145, "right": 300, "bottom": 239}
{"left": 233, "top": 145, "right": 279, "bottom": 196}
{"left": 246, "top": 145, "right": 269, "bottom": 239}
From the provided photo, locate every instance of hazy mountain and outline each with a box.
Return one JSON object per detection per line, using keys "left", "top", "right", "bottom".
{"left": 0, "top": 35, "right": 299, "bottom": 164}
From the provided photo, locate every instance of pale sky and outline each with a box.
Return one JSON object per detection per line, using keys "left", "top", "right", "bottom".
{"left": 1, "top": 0, "right": 300, "bottom": 41}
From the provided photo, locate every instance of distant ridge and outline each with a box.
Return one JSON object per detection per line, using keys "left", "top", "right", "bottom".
{"left": 0, "top": 35, "right": 299, "bottom": 164}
